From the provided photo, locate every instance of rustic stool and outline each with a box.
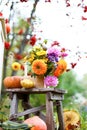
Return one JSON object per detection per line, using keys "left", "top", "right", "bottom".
{"left": 6, "top": 88, "right": 66, "bottom": 130}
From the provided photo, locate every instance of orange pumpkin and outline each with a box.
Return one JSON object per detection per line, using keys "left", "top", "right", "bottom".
{"left": 3, "top": 76, "right": 22, "bottom": 89}
{"left": 24, "top": 116, "right": 47, "bottom": 130}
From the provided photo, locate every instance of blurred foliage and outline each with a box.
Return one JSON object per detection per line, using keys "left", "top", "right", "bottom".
{"left": 57, "top": 71, "right": 86, "bottom": 108}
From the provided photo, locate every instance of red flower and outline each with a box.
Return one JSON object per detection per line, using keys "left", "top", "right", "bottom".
{"left": 4, "top": 42, "right": 10, "bottom": 50}
{"left": 30, "top": 35, "right": 37, "bottom": 46}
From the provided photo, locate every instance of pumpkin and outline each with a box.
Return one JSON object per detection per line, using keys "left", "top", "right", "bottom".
{"left": 3, "top": 76, "right": 22, "bottom": 89}
{"left": 20, "top": 79, "right": 35, "bottom": 89}
{"left": 0, "top": 127, "right": 3, "bottom": 130}
{"left": 24, "top": 116, "right": 47, "bottom": 130}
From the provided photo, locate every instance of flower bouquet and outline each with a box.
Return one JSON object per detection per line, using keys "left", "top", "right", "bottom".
{"left": 11, "top": 39, "right": 68, "bottom": 88}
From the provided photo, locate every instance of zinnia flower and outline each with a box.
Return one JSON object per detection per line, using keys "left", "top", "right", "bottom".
{"left": 63, "top": 110, "right": 80, "bottom": 130}
{"left": 12, "top": 62, "right": 21, "bottom": 71}
{"left": 44, "top": 75, "right": 59, "bottom": 87}
{"left": 32, "top": 59, "right": 47, "bottom": 75}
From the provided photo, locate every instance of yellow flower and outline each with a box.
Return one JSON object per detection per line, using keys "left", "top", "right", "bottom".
{"left": 36, "top": 50, "right": 46, "bottom": 56}
{"left": 63, "top": 110, "right": 80, "bottom": 130}
{"left": 12, "top": 62, "right": 21, "bottom": 71}
{"left": 32, "top": 59, "right": 47, "bottom": 75}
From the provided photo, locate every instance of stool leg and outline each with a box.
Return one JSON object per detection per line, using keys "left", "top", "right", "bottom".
{"left": 22, "top": 94, "right": 29, "bottom": 120}
{"left": 46, "top": 92, "right": 55, "bottom": 130}
{"left": 56, "top": 101, "right": 65, "bottom": 130}
{"left": 9, "top": 93, "right": 18, "bottom": 121}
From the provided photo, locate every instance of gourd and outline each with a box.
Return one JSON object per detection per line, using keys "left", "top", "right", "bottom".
{"left": 0, "top": 120, "right": 32, "bottom": 130}
{"left": 3, "top": 76, "right": 22, "bottom": 89}
{"left": 20, "top": 78, "right": 35, "bottom": 88}
{"left": 24, "top": 116, "right": 47, "bottom": 130}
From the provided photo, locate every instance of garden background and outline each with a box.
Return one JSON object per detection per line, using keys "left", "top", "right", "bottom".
{"left": 1, "top": 0, "right": 87, "bottom": 129}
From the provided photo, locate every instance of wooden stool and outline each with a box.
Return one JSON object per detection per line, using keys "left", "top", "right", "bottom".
{"left": 6, "top": 88, "right": 66, "bottom": 130}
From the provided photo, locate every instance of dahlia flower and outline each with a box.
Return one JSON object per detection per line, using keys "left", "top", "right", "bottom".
{"left": 44, "top": 75, "right": 59, "bottom": 87}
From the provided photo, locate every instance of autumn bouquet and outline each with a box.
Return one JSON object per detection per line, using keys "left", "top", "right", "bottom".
{"left": 20, "top": 40, "right": 68, "bottom": 88}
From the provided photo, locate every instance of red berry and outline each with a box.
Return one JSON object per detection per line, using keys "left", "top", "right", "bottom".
{"left": 4, "top": 42, "right": 10, "bottom": 49}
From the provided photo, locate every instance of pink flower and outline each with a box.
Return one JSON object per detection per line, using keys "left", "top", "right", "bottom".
{"left": 44, "top": 75, "right": 59, "bottom": 87}
{"left": 47, "top": 46, "right": 61, "bottom": 56}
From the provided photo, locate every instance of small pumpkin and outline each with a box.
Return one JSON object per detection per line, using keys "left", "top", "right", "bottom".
{"left": 24, "top": 116, "right": 47, "bottom": 130}
{"left": 3, "top": 76, "right": 22, "bottom": 89}
{"left": 20, "top": 78, "right": 34, "bottom": 89}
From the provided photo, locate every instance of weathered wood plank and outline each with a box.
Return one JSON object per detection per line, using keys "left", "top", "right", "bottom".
{"left": 9, "top": 94, "right": 18, "bottom": 120}
{"left": 46, "top": 92, "right": 55, "bottom": 130}
{"left": 5, "top": 88, "right": 66, "bottom": 94}
{"left": 14, "top": 105, "right": 45, "bottom": 118}
{"left": 48, "top": 92, "right": 64, "bottom": 101}
{"left": 56, "top": 101, "right": 65, "bottom": 130}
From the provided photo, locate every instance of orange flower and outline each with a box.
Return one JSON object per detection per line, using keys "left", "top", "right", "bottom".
{"left": 54, "top": 59, "right": 67, "bottom": 77}
{"left": 32, "top": 59, "right": 47, "bottom": 75}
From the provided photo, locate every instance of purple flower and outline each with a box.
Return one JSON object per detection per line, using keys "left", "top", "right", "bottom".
{"left": 44, "top": 75, "right": 59, "bottom": 87}
{"left": 47, "top": 53, "right": 58, "bottom": 62}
